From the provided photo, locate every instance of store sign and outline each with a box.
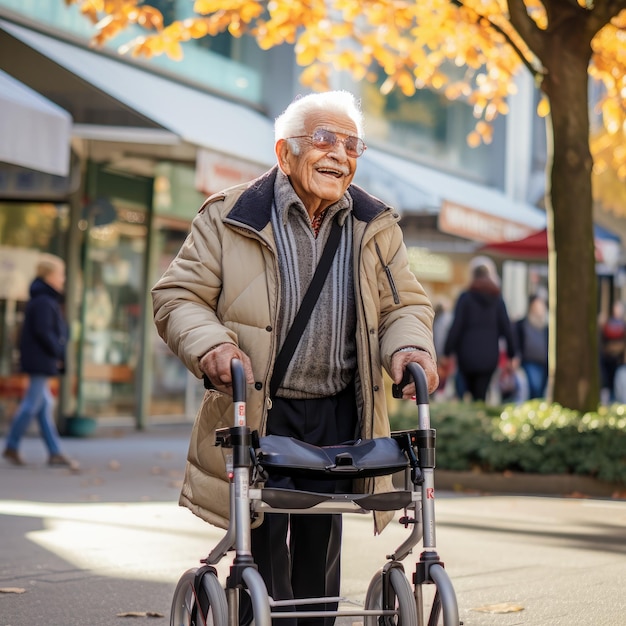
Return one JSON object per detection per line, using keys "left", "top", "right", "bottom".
{"left": 406, "top": 247, "right": 453, "bottom": 282}
{"left": 438, "top": 200, "right": 536, "bottom": 243}
{"left": 195, "top": 149, "right": 265, "bottom": 195}
{"left": 595, "top": 238, "right": 621, "bottom": 273}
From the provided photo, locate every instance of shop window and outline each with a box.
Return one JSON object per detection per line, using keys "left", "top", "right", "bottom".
{"left": 0, "top": 202, "right": 69, "bottom": 424}
{"left": 149, "top": 219, "right": 196, "bottom": 419}
{"left": 78, "top": 209, "right": 146, "bottom": 418}
{"left": 360, "top": 73, "right": 500, "bottom": 183}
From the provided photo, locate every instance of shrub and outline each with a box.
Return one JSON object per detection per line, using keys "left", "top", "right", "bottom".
{"left": 388, "top": 400, "right": 626, "bottom": 485}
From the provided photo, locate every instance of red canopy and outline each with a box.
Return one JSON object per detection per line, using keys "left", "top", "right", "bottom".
{"left": 481, "top": 227, "right": 611, "bottom": 262}
{"left": 480, "top": 229, "right": 548, "bottom": 260}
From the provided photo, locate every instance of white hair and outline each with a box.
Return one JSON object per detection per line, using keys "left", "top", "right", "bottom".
{"left": 36, "top": 253, "right": 65, "bottom": 279}
{"left": 274, "top": 91, "right": 365, "bottom": 148}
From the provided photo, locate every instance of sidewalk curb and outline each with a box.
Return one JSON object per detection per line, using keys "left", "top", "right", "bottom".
{"left": 435, "top": 469, "right": 626, "bottom": 499}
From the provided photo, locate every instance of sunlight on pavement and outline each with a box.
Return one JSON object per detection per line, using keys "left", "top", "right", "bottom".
{"left": 0, "top": 500, "right": 231, "bottom": 583}
{"left": 0, "top": 499, "right": 423, "bottom": 600}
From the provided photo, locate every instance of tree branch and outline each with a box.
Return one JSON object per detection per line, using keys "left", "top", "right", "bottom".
{"left": 594, "top": 0, "right": 626, "bottom": 25}
{"left": 450, "top": 0, "right": 546, "bottom": 80}
{"left": 506, "top": 0, "right": 548, "bottom": 66}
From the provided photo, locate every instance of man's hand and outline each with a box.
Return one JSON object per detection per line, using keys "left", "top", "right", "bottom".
{"left": 390, "top": 349, "right": 439, "bottom": 399}
{"left": 199, "top": 344, "right": 254, "bottom": 395}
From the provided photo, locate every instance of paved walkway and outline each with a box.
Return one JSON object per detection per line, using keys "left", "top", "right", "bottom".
{"left": 1, "top": 424, "right": 625, "bottom": 625}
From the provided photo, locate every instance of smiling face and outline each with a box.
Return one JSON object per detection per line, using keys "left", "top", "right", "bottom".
{"left": 276, "top": 109, "right": 358, "bottom": 218}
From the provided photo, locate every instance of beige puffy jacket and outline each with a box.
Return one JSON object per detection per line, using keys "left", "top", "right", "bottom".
{"left": 152, "top": 167, "right": 435, "bottom": 534}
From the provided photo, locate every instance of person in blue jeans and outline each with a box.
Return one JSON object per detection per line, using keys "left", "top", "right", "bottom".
{"left": 515, "top": 294, "right": 549, "bottom": 399}
{"left": 3, "top": 253, "right": 76, "bottom": 468}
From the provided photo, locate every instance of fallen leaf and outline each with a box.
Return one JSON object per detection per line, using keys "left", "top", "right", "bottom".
{"left": 472, "top": 602, "right": 524, "bottom": 613}
{"left": 116, "top": 611, "right": 164, "bottom": 618}
{"left": 0, "top": 587, "right": 26, "bottom": 594}
{"left": 565, "top": 491, "right": 591, "bottom": 499}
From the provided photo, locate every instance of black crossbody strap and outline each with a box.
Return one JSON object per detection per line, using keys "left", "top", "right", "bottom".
{"left": 269, "top": 217, "right": 343, "bottom": 398}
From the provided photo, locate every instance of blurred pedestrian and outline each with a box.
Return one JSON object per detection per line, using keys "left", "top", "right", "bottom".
{"left": 2, "top": 253, "right": 76, "bottom": 468}
{"left": 432, "top": 296, "right": 454, "bottom": 398}
{"left": 514, "top": 294, "right": 549, "bottom": 399}
{"left": 599, "top": 300, "right": 626, "bottom": 403}
{"left": 442, "top": 257, "right": 516, "bottom": 402}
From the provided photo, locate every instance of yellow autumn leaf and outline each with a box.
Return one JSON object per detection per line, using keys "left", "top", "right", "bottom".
{"left": 397, "top": 70, "right": 416, "bottom": 96}
{"left": 537, "top": 96, "right": 550, "bottom": 118}
{"left": 164, "top": 38, "right": 184, "bottom": 60}
{"left": 194, "top": 0, "right": 247, "bottom": 14}
{"left": 296, "top": 42, "right": 323, "bottom": 66}
{"left": 602, "top": 99, "right": 623, "bottom": 134}
{"left": 240, "top": 3, "right": 263, "bottom": 22}
{"left": 472, "top": 602, "right": 524, "bottom": 614}
{"left": 299, "top": 63, "right": 330, "bottom": 91}
{"left": 136, "top": 5, "right": 163, "bottom": 30}
{"left": 467, "top": 130, "right": 481, "bottom": 148}
{"left": 430, "top": 71, "right": 448, "bottom": 90}
{"left": 185, "top": 18, "right": 209, "bottom": 38}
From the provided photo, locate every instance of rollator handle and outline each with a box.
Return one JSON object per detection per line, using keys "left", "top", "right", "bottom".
{"left": 231, "top": 358, "right": 246, "bottom": 404}
{"left": 391, "top": 361, "right": 429, "bottom": 404}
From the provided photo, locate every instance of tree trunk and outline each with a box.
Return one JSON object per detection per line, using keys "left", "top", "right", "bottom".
{"left": 542, "top": 25, "right": 598, "bottom": 412}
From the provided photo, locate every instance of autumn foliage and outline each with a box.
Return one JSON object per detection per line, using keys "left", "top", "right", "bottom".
{"left": 68, "top": 0, "right": 625, "bottom": 176}
{"left": 68, "top": 0, "right": 626, "bottom": 412}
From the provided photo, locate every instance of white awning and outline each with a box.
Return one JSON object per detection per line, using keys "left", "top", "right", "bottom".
{"left": 356, "top": 148, "right": 547, "bottom": 236}
{"left": 0, "top": 19, "right": 275, "bottom": 169}
{"left": 0, "top": 69, "right": 71, "bottom": 176}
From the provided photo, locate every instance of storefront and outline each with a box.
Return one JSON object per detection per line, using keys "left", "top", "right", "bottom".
{"left": 0, "top": 194, "right": 73, "bottom": 426}
{"left": 149, "top": 157, "right": 266, "bottom": 421}
{"left": 0, "top": 18, "right": 276, "bottom": 428}
{"left": 71, "top": 162, "right": 151, "bottom": 420}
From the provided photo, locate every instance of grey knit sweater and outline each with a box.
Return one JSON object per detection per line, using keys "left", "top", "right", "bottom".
{"left": 271, "top": 170, "right": 356, "bottom": 399}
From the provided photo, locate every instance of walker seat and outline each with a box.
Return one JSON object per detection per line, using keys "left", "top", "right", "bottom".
{"left": 256, "top": 434, "right": 410, "bottom": 479}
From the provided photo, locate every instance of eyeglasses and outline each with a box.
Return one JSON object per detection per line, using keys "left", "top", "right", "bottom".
{"left": 288, "top": 128, "right": 367, "bottom": 158}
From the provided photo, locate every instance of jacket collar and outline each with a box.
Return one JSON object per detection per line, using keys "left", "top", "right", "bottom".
{"left": 226, "top": 165, "right": 389, "bottom": 232}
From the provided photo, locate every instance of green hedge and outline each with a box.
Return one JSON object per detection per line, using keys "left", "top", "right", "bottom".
{"left": 388, "top": 400, "right": 626, "bottom": 485}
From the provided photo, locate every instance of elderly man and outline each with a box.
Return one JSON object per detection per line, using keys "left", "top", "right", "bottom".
{"left": 152, "top": 90, "right": 437, "bottom": 625}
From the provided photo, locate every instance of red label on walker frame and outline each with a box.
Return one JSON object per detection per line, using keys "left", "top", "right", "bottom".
{"left": 426, "top": 488, "right": 435, "bottom": 499}
{"left": 236, "top": 402, "right": 245, "bottom": 425}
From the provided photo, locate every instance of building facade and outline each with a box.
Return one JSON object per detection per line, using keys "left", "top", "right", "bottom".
{"left": 0, "top": 0, "right": 548, "bottom": 427}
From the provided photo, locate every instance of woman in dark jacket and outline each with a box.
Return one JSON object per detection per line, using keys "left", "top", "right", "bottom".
{"left": 443, "top": 259, "right": 516, "bottom": 401}
{"left": 3, "top": 254, "right": 74, "bottom": 467}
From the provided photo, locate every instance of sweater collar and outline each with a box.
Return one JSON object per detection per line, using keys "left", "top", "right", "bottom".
{"left": 226, "top": 166, "right": 389, "bottom": 231}
{"left": 273, "top": 168, "right": 351, "bottom": 228}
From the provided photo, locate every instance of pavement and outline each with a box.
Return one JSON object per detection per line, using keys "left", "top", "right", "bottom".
{"left": 1, "top": 422, "right": 626, "bottom": 625}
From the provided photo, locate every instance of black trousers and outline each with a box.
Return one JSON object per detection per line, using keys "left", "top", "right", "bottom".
{"left": 457, "top": 369, "right": 494, "bottom": 401}
{"left": 251, "top": 384, "right": 358, "bottom": 626}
